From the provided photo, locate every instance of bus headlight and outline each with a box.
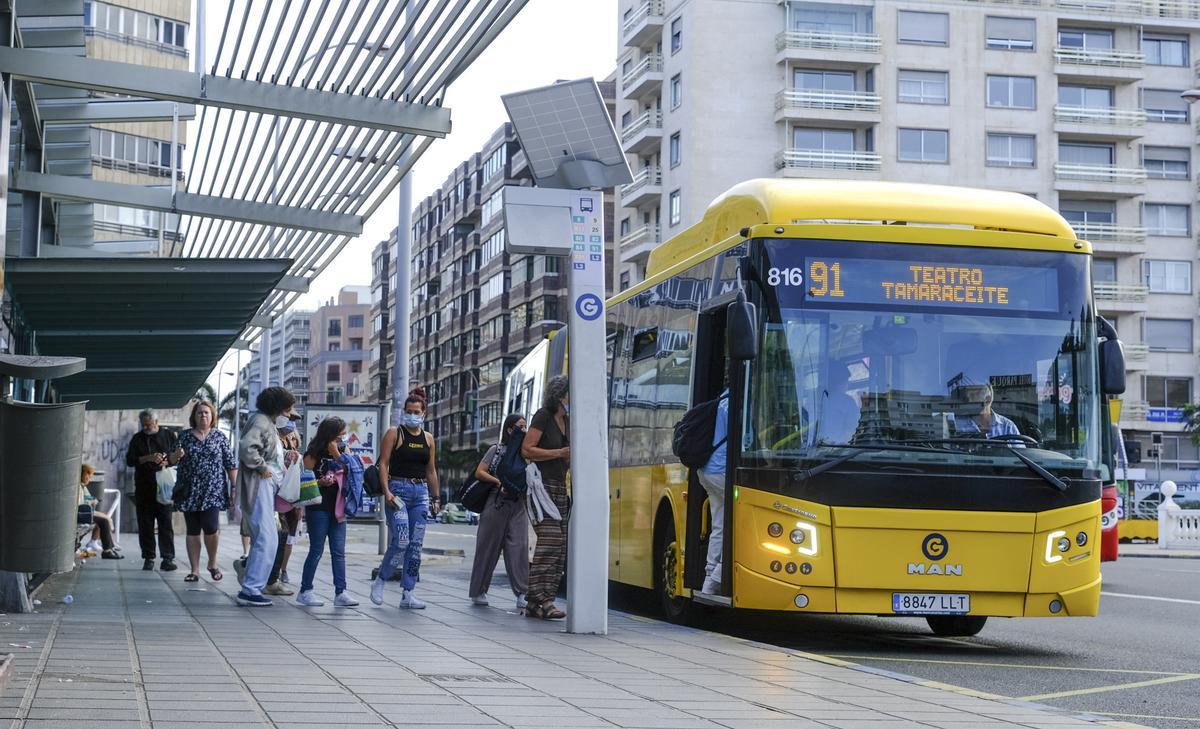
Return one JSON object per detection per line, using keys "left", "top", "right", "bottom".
{"left": 1045, "top": 530, "right": 1067, "bottom": 563}
{"left": 792, "top": 522, "right": 818, "bottom": 557}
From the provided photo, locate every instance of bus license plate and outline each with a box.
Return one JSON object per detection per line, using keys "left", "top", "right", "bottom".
{"left": 892, "top": 592, "right": 970, "bottom": 614}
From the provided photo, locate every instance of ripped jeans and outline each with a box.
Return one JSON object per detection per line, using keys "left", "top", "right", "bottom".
{"left": 377, "top": 479, "right": 429, "bottom": 591}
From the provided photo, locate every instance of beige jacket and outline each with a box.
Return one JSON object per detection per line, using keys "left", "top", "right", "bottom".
{"left": 237, "top": 412, "right": 281, "bottom": 516}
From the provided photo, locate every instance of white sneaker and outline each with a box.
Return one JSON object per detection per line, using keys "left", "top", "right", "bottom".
{"left": 471, "top": 594, "right": 489, "bottom": 606}
{"left": 334, "top": 592, "right": 359, "bottom": 607}
{"left": 515, "top": 594, "right": 528, "bottom": 611}
{"left": 87, "top": 540, "right": 103, "bottom": 552}
{"left": 296, "top": 590, "right": 325, "bottom": 607}
{"left": 701, "top": 577, "right": 721, "bottom": 595}
{"left": 370, "top": 578, "right": 385, "bottom": 606}
{"left": 399, "top": 590, "right": 425, "bottom": 609}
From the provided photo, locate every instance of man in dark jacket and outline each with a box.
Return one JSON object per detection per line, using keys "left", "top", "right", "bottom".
{"left": 125, "top": 409, "right": 180, "bottom": 571}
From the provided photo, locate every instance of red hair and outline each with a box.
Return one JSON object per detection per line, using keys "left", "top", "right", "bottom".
{"left": 405, "top": 387, "right": 428, "bottom": 412}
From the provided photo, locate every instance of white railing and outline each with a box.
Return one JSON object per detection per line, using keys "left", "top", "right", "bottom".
{"left": 1054, "top": 163, "right": 1147, "bottom": 183}
{"left": 957, "top": 0, "right": 1200, "bottom": 19}
{"left": 775, "top": 89, "right": 881, "bottom": 112}
{"left": 1054, "top": 46, "right": 1145, "bottom": 67}
{"left": 1159, "top": 482, "right": 1200, "bottom": 549}
{"left": 1054, "top": 105, "right": 1146, "bottom": 126}
{"left": 1070, "top": 222, "right": 1146, "bottom": 243}
{"left": 1094, "top": 281, "right": 1149, "bottom": 301}
{"left": 776, "top": 148, "right": 882, "bottom": 171}
{"left": 1123, "top": 400, "right": 1150, "bottom": 420}
{"left": 621, "top": 53, "right": 663, "bottom": 89}
{"left": 775, "top": 30, "right": 882, "bottom": 53}
{"left": 620, "top": 110, "right": 663, "bottom": 143}
{"left": 1124, "top": 343, "right": 1149, "bottom": 361}
{"left": 620, "top": 225, "right": 661, "bottom": 250}
{"left": 621, "top": 166, "right": 662, "bottom": 198}
{"left": 622, "top": 0, "right": 664, "bottom": 38}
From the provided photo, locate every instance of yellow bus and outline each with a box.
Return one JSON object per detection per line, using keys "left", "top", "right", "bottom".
{"left": 509, "top": 179, "right": 1125, "bottom": 636}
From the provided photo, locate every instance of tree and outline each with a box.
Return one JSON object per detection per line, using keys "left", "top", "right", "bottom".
{"left": 195, "top": 382, "right": 217, "bottom": 403}
{"left": 1182, "top": 402, "right": 1200, "bottom": 446}
{"left": 219, "top": 385, "right": 249, "bottom": 430}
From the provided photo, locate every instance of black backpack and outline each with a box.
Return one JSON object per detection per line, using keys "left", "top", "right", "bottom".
{"left": 496, "top": 437, "right": 529, "bottom": 496}
{"left": 362, "top": 464, "right": 383, "bottom": 498}
{"left": 672, "top": 395, "right": 727, "bottom": 470}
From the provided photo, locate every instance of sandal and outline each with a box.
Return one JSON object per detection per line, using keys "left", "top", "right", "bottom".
{"left": 184, "top": 573, "right": 199, "bottom": 583}
{"left": 208, "top": 567, "right": 223, "bottom": 582}
{"left": 525, "top": 602, "right": 566, "bottom": 620}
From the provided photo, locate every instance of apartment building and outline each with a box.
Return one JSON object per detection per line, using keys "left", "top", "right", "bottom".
{"left": 308, "top": 287, "right": 371, "bottom": 404}
{"left": 368, "top": 235, "right": 396, "bottom": 405}
{"left": 244, "top": 309, "right": 313, "bottom": 406}
{"left": 616, "top": 0, "right": 1200, "bottom": 482}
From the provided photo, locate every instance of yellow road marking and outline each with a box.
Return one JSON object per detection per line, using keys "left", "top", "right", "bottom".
{"left": 1020, "top": 674, "right": 1200, "bottom": 701}
{"left": 827, "top": 654, "right": 1189, "bottom": 676}
{"left": 1094, "top": 712, "right": 1200, "bottom": 723}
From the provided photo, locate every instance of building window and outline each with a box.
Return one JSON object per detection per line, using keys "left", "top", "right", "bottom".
{"left": 1060, "top": 141, "right": 1114, "bottom": 167}
{"left": 1060, "top": 199, "right": 1115, "bottom": 225}
{"left": 669, "top": 189, "right": 682, "bottom": 226}
{"left": 669, "top": 132, "right": 681, "bottom": 168}
{"left": 620, "top": 111, "right": 632, "bottom": 129}
{"left": 1143, "top": 89, "right": 1189, "bottom": 123}
{"left": 792, "top": 4, "right": 872, "bottom": 33}
{"left": 1142, "top": 146, "right": 1189, "bottom": 180}
{"left": 897, "top": 70, "right": 948, "bottom": 105}
{"left": 83, "top": 2, "right": 188, "bottom": 56}
{"left": 620, "top": 217, "right": 631, "bottom": 237}
{"left": 795, "top": 68, "right": 855, "bottom": 92}
{"left": 481, "top": 144, "right": 507, "bottom": 183}
{"left": 348, "top": 315, "right": 364, "bottom": 329}
{"left": 1145, "top": 375, "right": 1193, "bottom": 408}
{"left": 1093, "top": 258, "right": 1117, "bottom": 283}
{"left": 897, "top": 11, "right": 948, "bottom": 46}
{"left": 350, "top": 338, "right": 363, "bottom": 350}
{"left": 481, "top": 190, "right": 504, "bottom": 225}
{"left": 328, "top": 319, "right": 341, "bottom": 337}
{"left": 985, "top": 16, "right": 1035, "bottom": 51}
{"left": 481, "top": 229, "right": 505, "bottom": 265}
{"left": 670, "top": 74, "right": 682, "bottom": 109}
{"left": 1145, "top": 318, "right": 1193, "bottom": 352}
{"left": 898, "top": 129, "right": 949, "bottom": 163}
{"left": 793, "top": 127, "right": 854, "bottom": 152}
{"left": 1143, "top": 260, "right": 1191, "bottom": 293}
{"left": 1143, "top": 203, "right": 1190, "bottom": 236}
{"left": 1059, "top": 84, "right": 1113, "bottom": 109}
{"left": 90, "top": 128, "right": 183, "bottom": 178}
{"left": 1058, "top": 27, "right": 1113, "bottom": 50}
{"left": 480, "top": 272, "right": 505, "bottom": 305}
{"left": 986, "top": 133, "right": 1035, "bottom": 168}
{"left": 986, "top": 75, "right": 1036, "bottom": 109}
{"left": 1143, "top": 33, "right": 1188, "bottom": 66}
{"left": 328, "top": 342, "right": 341, "bottom": 352}
{"left": 670, "top": 17, "right": 682, "bottom": 53}
{"left": 620, "top": 271, "right": 631, "bottom": 291}
{"left": 327, "top": 365, "right": 341, "bottom": 383}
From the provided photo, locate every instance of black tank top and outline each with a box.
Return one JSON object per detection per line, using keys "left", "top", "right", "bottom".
{"left": 389, "top": 427, "right": 430, "bottom": 479}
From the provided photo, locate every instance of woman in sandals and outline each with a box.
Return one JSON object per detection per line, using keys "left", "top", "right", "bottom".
{"left": 521, "top": 375, "right": 571, "bottom": 620}
{"left": 175, "top": 400, "right": 237, "bottom": 583}
{"left": 296, "top": 417, "right": 360, "bottom": 608}
{"left": 467, "top": 414, "right": 529, "bottom": 610}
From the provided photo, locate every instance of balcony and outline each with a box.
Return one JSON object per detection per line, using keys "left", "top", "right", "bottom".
{"left": 1054, "top": 163, "right": 1146, "bottom": 196}
{"left": 621, "top": 53, "right": 663, "bottom": 100}
{"left": 619, "top": 224, "right": 662, "bottom": 265}
{"left": 622, "top": 0, "right": 664, "bottom": 47}
{"left": 620, "top": 110, "right": 664, "bottom": 154}
{"left": 620, "top": 166, "right": 663, "bottom": 208}
{"left": 1121, "top": 400, "right": 1150, "bottom": 423}
{"left": 1124, "top": 343, "right": 1149, "bottom": 370}
{"left": 1094, "top": 281, "right": 1149, "bottom": 312}
{"left": 1070, "top": 222, "right": 1146, "bottom": 254}
{"left": 774, "top": 89, "right": 880, "bottom": 125}
{"left": 1055, "top": 0, "right": 1200, "bottom": 19}
{"left": 1054, "top": 46, "right": 1145, "bottom": 82}
{"left": 775, "top": 30, "right": 882, "bottom": 67}
{"left": 510, "top": 149, "right": 529, "bottom": 178}
{"left": 775, "top": 148, "right": 881, "bottom": 174}
{"left": 1053, "top": 105, "right": 1146, "bottom": 139}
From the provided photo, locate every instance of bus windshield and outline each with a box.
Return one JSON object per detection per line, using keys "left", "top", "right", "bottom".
{"left": 744, "top": 238, "right": 1100, "bottom": 477}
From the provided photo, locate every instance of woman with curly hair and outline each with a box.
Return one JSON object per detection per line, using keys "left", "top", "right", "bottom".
{"left": 370, "top": 388, "right": 441, "bottom": 609}
{"left": 521, "top": 375, "right": 571, "bottom": 620}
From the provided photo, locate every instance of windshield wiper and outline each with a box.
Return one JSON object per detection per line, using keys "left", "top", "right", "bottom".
{"left": 899, "top": 438, "right": 1069, "bottom": 493}
{"left": 792, "top": 443, "right": 959, "bottom": 483}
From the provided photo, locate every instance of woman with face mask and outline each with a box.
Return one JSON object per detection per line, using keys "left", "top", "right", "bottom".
{"left": 521, "top": 375, "right": 571, "bottom": 620}
{"left": 295, "top": 416, "right": 360, "bottom": 608}
{"left": 370, "top": 388, "right": 441, "bottom": 609}
{"left": 467, "top": 414, "right": 530, "bottom": 610}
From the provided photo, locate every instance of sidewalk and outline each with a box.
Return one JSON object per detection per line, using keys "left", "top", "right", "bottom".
{"left": 1118, "top": 542, "right": 1200, "bottom": 559}
{"left": 2, "top": 527, "right": 1144, "bottom": 729}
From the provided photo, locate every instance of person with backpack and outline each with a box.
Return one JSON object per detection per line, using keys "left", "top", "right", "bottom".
{"left": 467, "top": 414, "right": 530, "bottom": 610}
{"left": 296, "top": 416, "right": 361, "bottom": 608}
{"left": 369, "top": 388, "right": 441, "bottom": 609}
{"left": 521, "top": 375, "right": 571, "bottom": 620}
{"left": 696, "top": 389, "right": 729, "bottom": 595}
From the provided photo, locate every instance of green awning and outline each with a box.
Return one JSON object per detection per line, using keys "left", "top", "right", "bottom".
{"left": 3, "top": 257, "right": 290, "bottom": 410}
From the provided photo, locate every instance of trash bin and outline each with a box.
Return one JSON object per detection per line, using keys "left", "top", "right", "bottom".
{"left": 0, "top": 399, "right": 86, "bottom": 573}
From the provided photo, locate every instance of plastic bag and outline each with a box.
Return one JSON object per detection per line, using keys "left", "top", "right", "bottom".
{"left": 155, "top": 467, "right": 177, "bottom": 505}
{"left": 278, "top": 461, "right": 302, "bottom": 503}
{"left": 295, "top": 468, "right": 323, "bottom": 507}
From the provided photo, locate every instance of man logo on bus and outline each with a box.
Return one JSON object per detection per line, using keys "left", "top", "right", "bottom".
{"left": 922, "top": 533, "right": 949, "bottom": 561}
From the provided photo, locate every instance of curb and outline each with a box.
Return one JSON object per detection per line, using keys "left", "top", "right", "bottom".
{"left": 421, "top": 547, "right": 466, "bottom": 557}
{"left": 1117, "top": 551, "right": 1200, "bottom": 560}
{"left": 0, "top": 653, "right": 11, "bottom": 694}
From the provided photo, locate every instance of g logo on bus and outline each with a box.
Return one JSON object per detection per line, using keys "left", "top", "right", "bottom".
{"left": 922, "top": 533, "right": 949, "bottom": 561}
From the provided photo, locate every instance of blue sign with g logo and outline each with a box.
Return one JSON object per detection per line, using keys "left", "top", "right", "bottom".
{"left": 922, "top": 533, "right": 948, "bottom": 561}
{"left": 575, "top": 293, "right": 603, "bottom": 321}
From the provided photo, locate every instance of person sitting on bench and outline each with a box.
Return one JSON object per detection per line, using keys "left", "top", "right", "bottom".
{"left": 80, "top": 463, "right": 122, "bottom": 559}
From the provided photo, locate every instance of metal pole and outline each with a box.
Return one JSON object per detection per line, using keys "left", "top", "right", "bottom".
{"left": 390, "top": 164, "right": 412, "bottom": 427}
{"left": 234, "top": 350, "right": 242, "bottom": 445}
{"left": 194, "top": 0, "right": 205, "bottom": 75}
{"left": 260, "top": 120, "right": 281, "bottom": 390}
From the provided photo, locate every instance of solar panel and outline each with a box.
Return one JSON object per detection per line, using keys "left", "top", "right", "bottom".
{"left": 502, "top": 78, "right": 632, "bottom": 190}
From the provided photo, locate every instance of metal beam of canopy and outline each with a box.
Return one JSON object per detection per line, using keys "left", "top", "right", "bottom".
{"left": 11, "top": 170, "right": 363, "bottom": 236}
{"left": 39, "top": 100, "right": 198, "bottom": 124}
{"left": 0, "top": 47, "right": 452, "bottom": 137}
{"left": 3, "top": 257, "right": 291, "bottom": 410}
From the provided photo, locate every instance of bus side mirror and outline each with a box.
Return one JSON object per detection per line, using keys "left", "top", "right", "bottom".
{"left": 1100, "top": 339, "right": 1126, "bottom": 395}
{"left": 727, "top": 295, "right": 757, "bottom": 361}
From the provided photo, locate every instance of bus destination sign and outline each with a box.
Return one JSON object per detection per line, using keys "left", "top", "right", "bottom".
{"left": 800, "top": 257, "right": 1059, "bottom": 313}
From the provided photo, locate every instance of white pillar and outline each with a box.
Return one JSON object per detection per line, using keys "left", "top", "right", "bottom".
{"left": 391, "top": 168, "right": 412, "bottom": 426}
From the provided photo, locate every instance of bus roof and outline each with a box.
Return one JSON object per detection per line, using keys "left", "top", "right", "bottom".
{"left": 646, "top": 179, "right": 1079, "bottom": 279}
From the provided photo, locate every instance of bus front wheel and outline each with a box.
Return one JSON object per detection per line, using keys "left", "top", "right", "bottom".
{"left": 925, "top": 615, "right": 987, "bottom": 637}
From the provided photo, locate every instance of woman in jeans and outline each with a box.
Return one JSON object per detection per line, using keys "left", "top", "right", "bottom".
{"left": 175, "top": 400, "right": 237, "bottom": 583}
{"left": 521, "top": 375, "right": 571, "bottom": 620}
{"left": 370, "top": 388, "right": 441, "bottom": 609}
{"left": 296, "top": 417, "right": 360, "bottom": 608}
{"left": 467, "top": 414, "right": 529, "bottom": 610}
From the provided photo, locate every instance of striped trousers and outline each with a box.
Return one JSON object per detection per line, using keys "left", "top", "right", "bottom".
{"left": 527, "top": 477, "right": 570, "bottom": 608}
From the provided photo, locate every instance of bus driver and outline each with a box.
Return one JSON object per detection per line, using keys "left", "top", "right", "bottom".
{"left": 953, "top": 383, "right": 1020, "bottom": 440}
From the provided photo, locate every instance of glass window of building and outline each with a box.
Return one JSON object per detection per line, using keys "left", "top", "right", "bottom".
{"left": 1057, "top": 27, "right": 1113, "bottom": 49}
{"left": 348, "top": 315, "right": 364, "bottom": 329}
{"left": 1058, "top": 84, "right": 1113, "bottom": 109}
{"left": 898, "top": 129, "right": 948, "bottom": 163}
{"left": 1092, "top": 258, "right": 1117, "bottom": 283}
{"left": 670, "top": 74, "right": 683, "bottom": 109}
{"left": 1145, "top": 375, "right": 1193, "bottom": 408}
{"left": 898, "top": 11, "right": 948, "bottom": 45}
{"left": 669, "top": 189, "right": 682, "bottom": 226}
{"left": 790, "top": 3, "right": 873, "bottom": 33}
{"left": 1143, "top": 33, "right": 1188, "bottom": 65}
{"left": 671, "top": 17, "right": 682, "bottom": 53}
{"left": 327, "top": 365, "right": 341, "bottom": 383}
{"left": 328, "top": 319, "right": 342, "bottom": 337}
{"left": 620, "top": 271, "right": 631, "bottom": 291}
{"left": 985, "top": 16, "right": 1035, "bottom": 50}
{"left": 669, "top": 132, "right": 681, "bottom": 168}
{"left": 986, "top": 75, "right": 1036, "bottom": 108}
{"left": 1143, "top": 146, "right": 1190, "bottom": 180}
{"left": 481, "top": 145, "right": 508, "bottom": 183}
{"left": 897, "top": 70, "right": 948, "bottom": 104}
{"left": 1145, "top": 318, "right": 1193, "bottom": 352}
{"left": 1060, "top": 199, "right": 1115, "bottom": 225}
{"left": 792, "top": 127, "right": 854, "bottom": 151}
{"left": 1143, "top": 89, "right": 1189, "bottom": 123}
{"left": 1143, "top": 260, "right": 1191, "bottom": 293}
{"left": 794, "top": 69, "right": 855, "bottom": 92}
{"left": 985, "top": 133, "right": 1035, "bottom": 167}
{"left": 1059, "top": 142, "right": 1114, "bottom": 167}
{"left": 1143, "top": 203, "right": 1190, "bottom": 236}
{"left": 481, "top": 190, "right": 504, "bottom": 225}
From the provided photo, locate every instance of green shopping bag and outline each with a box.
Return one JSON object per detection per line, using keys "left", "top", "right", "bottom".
{"left": 296, "top": 468, "right": 323, "bottom": 507}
